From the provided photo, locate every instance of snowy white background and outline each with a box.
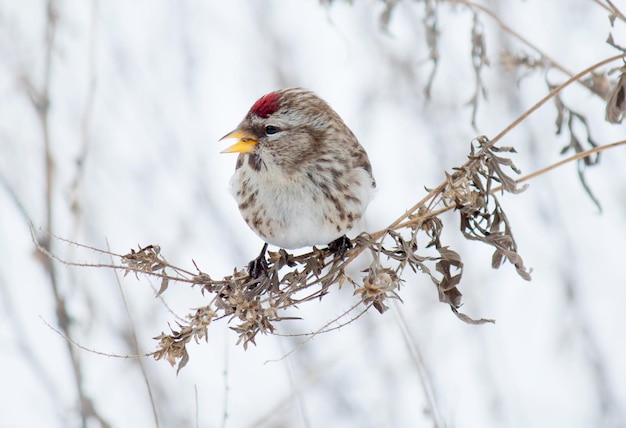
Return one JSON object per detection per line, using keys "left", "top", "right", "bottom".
{"left": 1, "top": 0, "right": 626, "bottom": 427}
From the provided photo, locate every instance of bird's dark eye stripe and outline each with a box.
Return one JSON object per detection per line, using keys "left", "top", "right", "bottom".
{"left": 265, "top": 125, "right": 279, "bottom": 135}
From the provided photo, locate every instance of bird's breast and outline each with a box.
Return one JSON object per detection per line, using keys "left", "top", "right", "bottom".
{"left": 230, "top": 159, "right": 373, "bottom": 249}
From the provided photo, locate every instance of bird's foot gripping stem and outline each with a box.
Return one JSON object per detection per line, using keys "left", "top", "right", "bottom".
{"left": 247, "top": 243, "right": 269, "bottom": 279}
{"left": 327, "top": 235, "right": 353, "bottom": 259}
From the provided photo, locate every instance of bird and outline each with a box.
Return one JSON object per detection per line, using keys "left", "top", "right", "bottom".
{"left": 220, "top": 87, "right": 376, "bottom": 277}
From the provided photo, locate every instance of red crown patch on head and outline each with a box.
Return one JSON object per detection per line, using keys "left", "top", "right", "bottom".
{"left": 249, "top": 92, "right": 280, "bottom": 118}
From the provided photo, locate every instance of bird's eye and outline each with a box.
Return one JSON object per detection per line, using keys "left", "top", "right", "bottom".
{"left": 265, "top": 125, "right": 280, "bottom": 135}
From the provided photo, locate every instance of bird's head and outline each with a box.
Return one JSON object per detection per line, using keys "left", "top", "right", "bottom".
{"left": 220, "top": 88, "right": 347, "bottom": 169}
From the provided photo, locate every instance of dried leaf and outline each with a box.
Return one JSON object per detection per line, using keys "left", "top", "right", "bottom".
{"left": 157, "top": 275, "right": 169, "bottom": 296}
{"left": 451, "top": 306, "right": 495, "bottom": 325}
{"left": 176, "top": 349, "right": 189, "bottom": 375}
{"left": 605, "top": 66, "right": 626, "bottom": 124}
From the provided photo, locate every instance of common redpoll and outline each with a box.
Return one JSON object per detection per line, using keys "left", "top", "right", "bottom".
{"left": 221, "top": 88, "right": 375, "bottom": 274}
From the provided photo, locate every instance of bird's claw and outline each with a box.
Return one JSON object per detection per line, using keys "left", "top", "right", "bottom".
{"left": 327, "top": 235, "right": 353, "bottom": 259}
{"left": 247, "top": 242, "right": 269, "bottom": 279}
{"left": 247, "top": 255, "right": 268, "bottom": 279}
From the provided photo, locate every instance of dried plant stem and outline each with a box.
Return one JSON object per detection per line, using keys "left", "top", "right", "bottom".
{"left": 23, "top": 2, "right": 112, "bottom": 424}
{"left": 33, "top": 2, "right": 105, "bottom": 427}
{"left": 376, "top": 182, "right": 447, "bottom": 238}
{"left": 369, "top": 54, "right": 625, "bottom": 246}
{"left": 447, "top": 0, "right": 569, "bottom": 70}
{"left": 393, "top": 304, "right": 443, "bottom": 428}
{"left": 448, "top": 0, "right": 612, "bottom": 97}
{"left": 41, "top": 317, "right": 151, "bottom": 359}
{"left": 391, "top": 205, "right": 454, "bottom": 232}
{"left": 389, "top": 140, "right": 626, "bottom": 233}
{"left": 70, "top": 0, "right": 99, "bottom": 227}
{"left": 492, "top": 53, "right": 626, "bottom": 145}
{"left": 108, "top": 243, "right": 160, "bottom": 428}
{"left": 511, "top": 140, "right": 626, "bottom": 187}
{"left": 593, "top": 0, "right": 626, "bottom": 22}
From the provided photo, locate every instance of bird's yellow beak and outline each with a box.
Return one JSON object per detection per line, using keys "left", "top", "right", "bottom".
{"left": 220, "top": 129, "right": 258, "bottom": 153}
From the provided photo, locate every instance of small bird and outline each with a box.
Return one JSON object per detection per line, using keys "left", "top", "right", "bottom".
{"left": 220, "top": 88, "right": 375, "bottom": 276}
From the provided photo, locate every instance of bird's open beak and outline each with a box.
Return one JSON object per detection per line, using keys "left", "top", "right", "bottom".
{"left": 220, "top": 129, "right": 258, "bottom": 153}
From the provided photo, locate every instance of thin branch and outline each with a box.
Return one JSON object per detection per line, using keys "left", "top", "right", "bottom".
{"left": 372, "top": 53, "right": 625, "bottom": 235}
{"left": 494, "top": 139, "right": 626, "bottom": 191}
{"left": 70, "top": 0, "right": 99, "bottom": 227}
{"left": 447, "top": 0, "right": 609, "bottom": 97}
{"left": 393, "top": 303, "right": 444, "bottom": 428}
{"left": 109, "top": 241, "right": 160, "bottom": 428}
{"left": 41, "top": 316, "right": 153, "bottom": 359}
{"left": 593, "top": 0, "right": 626, "bottom": 23}
{"left": 491, "top": 54, "right": 626, "bottom": 146}
{"left": 24, "top": 3, "right": 110, "bottom": 424}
